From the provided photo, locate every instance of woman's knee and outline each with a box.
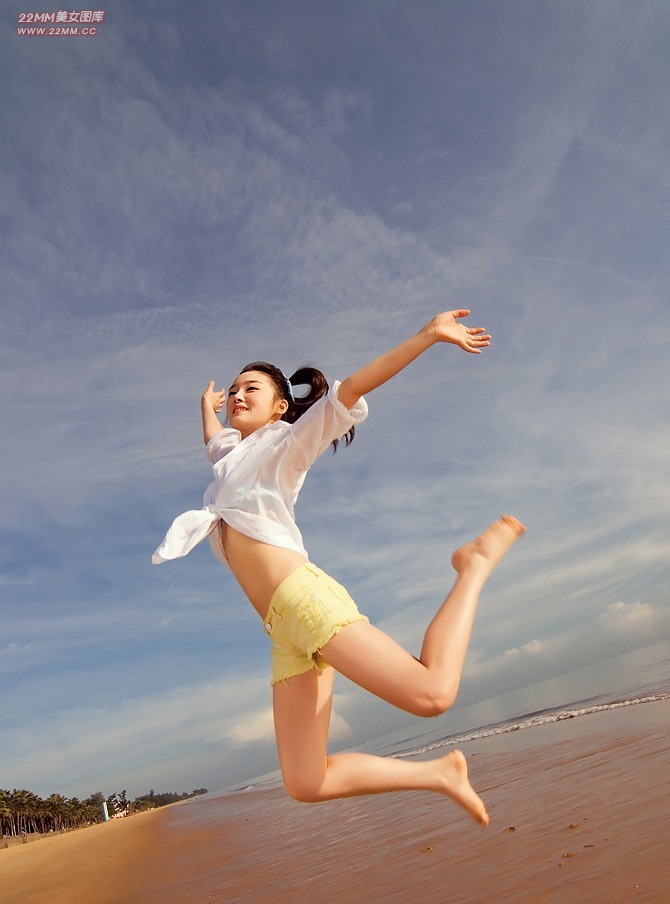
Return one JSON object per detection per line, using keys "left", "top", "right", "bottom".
{"left": 282, "top": 770, "right": 326, "bottom": 803}
{"left": 409, "top": 683, "right": 458, "bottom": 718}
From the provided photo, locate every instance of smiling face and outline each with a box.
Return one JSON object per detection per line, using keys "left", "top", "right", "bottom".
{"left": 226, "top": 370, "right": 288, "bottom": 438}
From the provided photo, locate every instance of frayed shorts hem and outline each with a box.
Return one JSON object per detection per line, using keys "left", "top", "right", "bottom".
{"left": 262, "top": 563, "right": 368, "bottom": 687}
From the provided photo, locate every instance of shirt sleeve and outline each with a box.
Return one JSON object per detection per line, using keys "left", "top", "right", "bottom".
{"left": 206, "top": 428, "right": 240, "bottom": 464}
{"left": 289, "top": 380, "right": 368, "bottom": 471}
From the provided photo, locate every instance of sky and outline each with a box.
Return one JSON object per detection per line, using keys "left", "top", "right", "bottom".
{"left": 1, "top": 0, "right": 669, "bottom": 800}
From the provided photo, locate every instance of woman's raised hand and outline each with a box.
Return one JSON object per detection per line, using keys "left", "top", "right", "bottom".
{"left": 427, "top": 310, "right": 491, "bottom": 354}
{"left": 202, "top": 380, "right": 226, "bottom": 413}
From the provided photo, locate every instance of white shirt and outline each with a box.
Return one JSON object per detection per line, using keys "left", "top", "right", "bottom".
{"left": 152, "top": 382, "right": 368, "bottom": 566}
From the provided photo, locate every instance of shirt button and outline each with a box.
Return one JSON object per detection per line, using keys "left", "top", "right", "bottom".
{"left": 264, "top": 623, "right": 272, "bottom": 633}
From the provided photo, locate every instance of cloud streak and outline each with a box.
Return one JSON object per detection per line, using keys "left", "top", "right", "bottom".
{"left": 2, "top": 0, "right": 669, "bottom": 797}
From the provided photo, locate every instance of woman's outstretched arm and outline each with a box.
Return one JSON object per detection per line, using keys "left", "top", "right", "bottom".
{"left": 337, "top": 310, "right": 490, "bottom": 410}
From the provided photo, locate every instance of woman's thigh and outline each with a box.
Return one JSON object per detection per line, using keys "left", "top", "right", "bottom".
{"left": 321, "top": 620, "right": 438, "bottom": 715}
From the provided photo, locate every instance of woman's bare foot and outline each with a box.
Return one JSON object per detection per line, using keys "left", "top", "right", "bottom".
{"left": 438, "top": 750, "right": 489, "bottom": 825}
{"left": 451, "top": 515, "right": 526, "bottom": 577}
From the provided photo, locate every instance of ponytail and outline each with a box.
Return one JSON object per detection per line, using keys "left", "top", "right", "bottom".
{"left": 239, "top": 361, "right": 355, "bottom": 452}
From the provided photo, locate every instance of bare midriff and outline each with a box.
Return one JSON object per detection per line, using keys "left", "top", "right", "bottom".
{"left": 218, "top": 522, "right": 308, "bottom": 620}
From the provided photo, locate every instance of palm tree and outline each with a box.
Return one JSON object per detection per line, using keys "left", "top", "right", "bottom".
{"left": 0, "top": 789, "right": 11, "bottom": 839}
{"left": 9, "top": 789, "right": 31, "bottom": 836}
{"left": 46, "top": 793, "right": 68, "bottom": 832}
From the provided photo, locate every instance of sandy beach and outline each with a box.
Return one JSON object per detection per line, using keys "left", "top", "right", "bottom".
{"left": 2, "top": 698, "right": 669, "bottom": 903}
{"left": 0, "top": 806, "right": 164, "bottom": 903}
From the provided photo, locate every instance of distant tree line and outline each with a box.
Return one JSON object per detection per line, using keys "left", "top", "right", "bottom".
{"left": 111, "top": 788, "right": 208, "bottom": 814}
{"left": 0, "top": 787, "right": 207, "bottom": 841}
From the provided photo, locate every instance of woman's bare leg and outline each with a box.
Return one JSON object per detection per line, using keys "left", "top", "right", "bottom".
{"left": 322, "top": 516, "right": 525, "bottom": 716}
{"left": 272, "top": 516, "right": 524, "bottom": 821}
{"left": 273, "top": 667, "right": 489, "bottom": 824}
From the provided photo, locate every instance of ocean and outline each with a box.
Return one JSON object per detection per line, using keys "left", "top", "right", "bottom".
{"left": 206, "top": 639, "right": 670, "bottom": 799}
{"left": 353, "top": 638, "right": 670, "bottom": 762}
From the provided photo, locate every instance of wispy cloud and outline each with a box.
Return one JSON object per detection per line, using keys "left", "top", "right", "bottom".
{"left": 2, "top": 0, "right": 668, "bottom": 797}
{"left": 461, "top": 598, "right": 665, "bottom": 705}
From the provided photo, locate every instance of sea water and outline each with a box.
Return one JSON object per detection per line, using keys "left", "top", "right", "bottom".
{"left": 209, "top": 639, "right": 669, "bottom": 797}
{"left": 352, "top": 639, "right": 670, "bottom": 761}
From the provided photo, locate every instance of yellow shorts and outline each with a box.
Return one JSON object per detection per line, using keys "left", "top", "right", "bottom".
{"left": 262, "top": 563, "right": 369, "bottom": 686}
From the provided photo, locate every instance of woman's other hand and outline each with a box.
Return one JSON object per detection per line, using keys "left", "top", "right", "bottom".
{"left": 202, "top": 380, "right": 226, "bottom": 413}
{"left": 426, "top": 310, "right": 491, "bottom": 354}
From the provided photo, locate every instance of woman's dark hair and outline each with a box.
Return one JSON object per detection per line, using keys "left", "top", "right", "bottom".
{"left": 240, "top": 361, "right": 355, "bottom": 452}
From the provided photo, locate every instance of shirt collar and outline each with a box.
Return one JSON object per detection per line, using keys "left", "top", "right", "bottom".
{"left": 236, "top": 418, "right": 290, "bottom": 447}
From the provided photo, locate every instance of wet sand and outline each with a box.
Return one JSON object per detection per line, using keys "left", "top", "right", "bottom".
{"left": 2, "top": 699, "right": 669, "bottom": 903}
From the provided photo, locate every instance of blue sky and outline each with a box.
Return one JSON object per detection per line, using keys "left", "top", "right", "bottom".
{"left": 2, "top": 0, "right": 669, "bottom": 799}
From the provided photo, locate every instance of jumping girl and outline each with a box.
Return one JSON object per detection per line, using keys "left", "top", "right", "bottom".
{"left": 153, "top": 309, "right": 525, "bottom": 825}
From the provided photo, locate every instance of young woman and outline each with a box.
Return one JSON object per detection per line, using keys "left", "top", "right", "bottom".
{"left": 153, "top": 309, "right": 525, "bottom": 824}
